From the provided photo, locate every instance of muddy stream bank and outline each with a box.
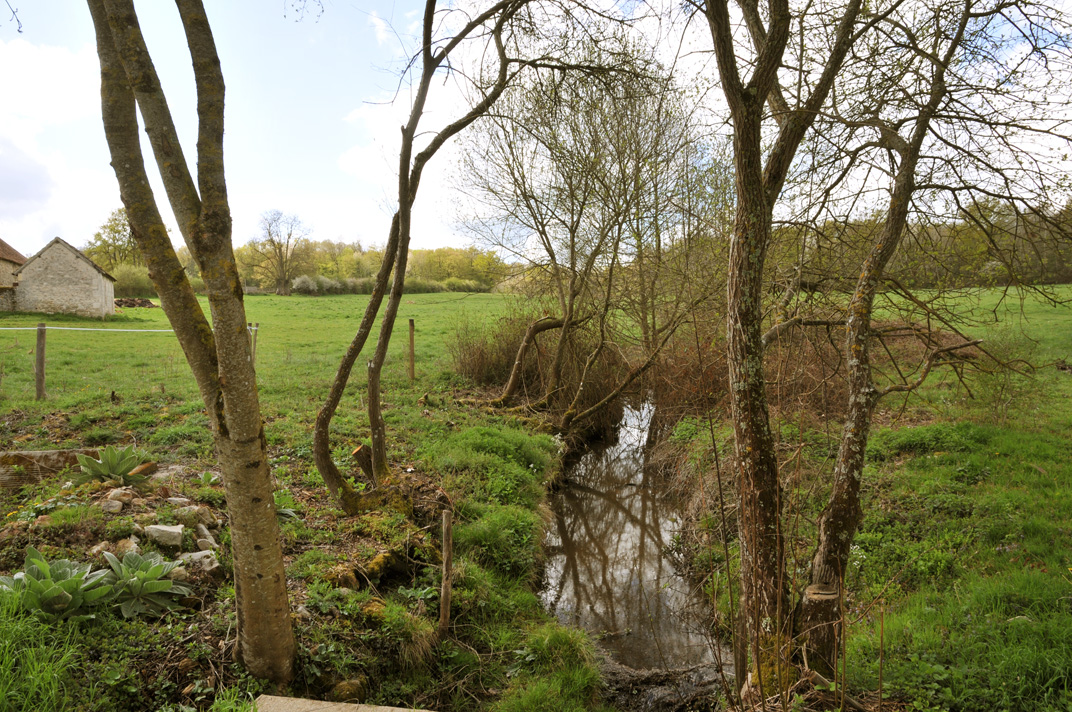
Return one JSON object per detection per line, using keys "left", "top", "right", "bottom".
{"left": 541, "top": 402, "right": 733, "bottom": 710}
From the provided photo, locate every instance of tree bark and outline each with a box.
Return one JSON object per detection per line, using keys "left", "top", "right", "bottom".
{"left": 703, "top": 0, "right": 861, "bottom": 692}
{"left": 495, "top": 316, "right": 566, "bottom": 405}
{"left": 800, "top": 9, "right": 965, "bottom": 670}
{"left": 90, "top": 0, "right": 294, "bottom": 682}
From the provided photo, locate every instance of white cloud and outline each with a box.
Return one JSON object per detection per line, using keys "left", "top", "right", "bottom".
{"left": 368, "top": 10, "right": 390, "bottom": 47}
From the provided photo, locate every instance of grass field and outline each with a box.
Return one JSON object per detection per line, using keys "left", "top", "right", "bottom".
{"left": 0, "top": 293, "right": 613, "bottom": 712}
{"left": 0, "top": 288, "right": 1070, "bottom": 711}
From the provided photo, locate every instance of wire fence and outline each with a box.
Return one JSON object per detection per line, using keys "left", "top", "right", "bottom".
{"left": 0, "top": 323, "right": 259, "bottom": 402}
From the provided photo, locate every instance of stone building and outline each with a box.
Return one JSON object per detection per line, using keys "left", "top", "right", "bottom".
{"left": 11, "top": 238, "right": 115, "bottom": 318}
{"left": 0, "top": 239, "right": 27, "bottom": 311}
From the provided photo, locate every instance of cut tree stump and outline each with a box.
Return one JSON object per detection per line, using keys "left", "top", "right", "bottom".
{"left": 0, "top": 449, "right": 98, "bottom": 488}
{"left": 255, "top": 695, "right": 435, "bottom": 712}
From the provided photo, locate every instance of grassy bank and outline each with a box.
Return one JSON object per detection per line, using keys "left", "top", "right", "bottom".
{"left": 0, "top": 294, "right": 609, "bottom": 711}
{"left": 668, "top": 288, "right": 1072, "bottom": 711}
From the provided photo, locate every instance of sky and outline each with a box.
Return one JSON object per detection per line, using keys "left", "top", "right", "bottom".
{"left": 0, "top": 1, "right": 471, "bottom": 259}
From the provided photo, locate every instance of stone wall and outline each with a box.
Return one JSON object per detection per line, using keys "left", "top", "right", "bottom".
{"left": 16, "top": 242, "right": 114, "bottom": 318}
{"left": 0, "top": 287, "right": 13, "bottom": 312}
{"left": 0, "top": 259, "right": 17, "bottom": 288}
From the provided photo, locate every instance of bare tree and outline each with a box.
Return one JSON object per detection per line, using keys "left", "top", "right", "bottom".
{"left": 87, "top": 0, "right": 295, "bottom": 681}
{"left": 773, "top": 0, "right": 1072, "bottom": 672}
{"left": 244, "top": 210, "right": 312, "bottom": 295}
{"left": 687, "top": 0, "right": 1071, "bottom": 693}
{"left": 462, "top": 55, "right": 728, "bottom": 430}
{"left": 314, "top": 0, "right": 550, "bottom": 510}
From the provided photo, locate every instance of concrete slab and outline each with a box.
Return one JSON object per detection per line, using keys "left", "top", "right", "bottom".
{"left": 255, "top": 695, "right": 435, "bottom": 712}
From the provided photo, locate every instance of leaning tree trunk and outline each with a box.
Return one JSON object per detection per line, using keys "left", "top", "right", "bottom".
{"left": 494, "top": 316, "right": 566, "bottom": 405}
{"left": 799, "top": 9, "right": 963, "bottom": 665}
{"left": 313, "top": 214, "right": 400, "bottom": 511}
{"left": 90, "top": 0, "right": 294, "bottom": 682}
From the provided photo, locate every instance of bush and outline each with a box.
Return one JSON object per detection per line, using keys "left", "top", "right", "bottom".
{"left": 291, "top": 275, "right": 318, "bottom": 295}
{"left": 401, "top": 278, "right": 447, "bottom": 294}
{"left": 111, "top": 264, "right": 157, "bottom": 298}
{"left": 314, "top": 275, "right": 342, "bottom": 294}
{"left": 447, "top": 308, "right": 538, "bottom": 386}
{"left": 444, "top": 277, "right": 488, "bottom": 293}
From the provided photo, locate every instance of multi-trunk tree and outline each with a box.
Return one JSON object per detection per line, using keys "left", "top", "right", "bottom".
{"left": 87, "top": 0, "right": 295, "bottom": 682}
{"left": 691, "top": 0, "right": 1071, "bottom": 695}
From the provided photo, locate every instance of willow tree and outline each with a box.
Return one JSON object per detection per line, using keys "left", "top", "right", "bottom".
{"left": 87, "top": 0, "right": 294, "bottom": 681}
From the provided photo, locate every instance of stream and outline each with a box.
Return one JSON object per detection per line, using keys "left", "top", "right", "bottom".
{"left": 541, "top": 402, "right": 721, "bottom": 674}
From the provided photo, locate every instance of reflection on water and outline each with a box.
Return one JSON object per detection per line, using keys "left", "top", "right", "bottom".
{"left": 542, "top": 402, "right": 715, "bottom": 670}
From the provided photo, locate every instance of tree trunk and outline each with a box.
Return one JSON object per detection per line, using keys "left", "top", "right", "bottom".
{"left": 799, "top": 10, "right": 961, "bottom": 665}
{"left": 495, "top": 316, "right": 565, "bottom": 405}
{"left": 726, "top": 107, "right": 791, "bottom": 694}
{"left": 313, "top": 214, "right": 399, "bottom": 508}
{"left": 90, "top": 0, "right": 295, "bottom": 682}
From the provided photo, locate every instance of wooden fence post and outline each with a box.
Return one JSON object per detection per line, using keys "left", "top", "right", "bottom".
{"left": 35, "top": 323, "right": 45, "bottom": 400}
{"left": 247, "top": 322, "right": 259, "bottom": 367}
{"left": 438, "top": 509, "right": 453, "bottom": 638}
{"left": 408, "top": 318, "right": 415, "bottom": 382}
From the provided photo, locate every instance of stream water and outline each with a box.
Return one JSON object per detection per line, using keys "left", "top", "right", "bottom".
{"left": 541, "top": 402, "right": 717, "bottom": 671}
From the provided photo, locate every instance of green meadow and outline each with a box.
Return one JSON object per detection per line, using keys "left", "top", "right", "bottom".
{"left": 0, "top": 289, "right": 1069, "bottom": 711}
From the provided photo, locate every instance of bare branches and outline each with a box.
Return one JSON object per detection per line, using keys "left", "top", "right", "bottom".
{"left": 878, "top": 338, "right": 983, "bottom": 396}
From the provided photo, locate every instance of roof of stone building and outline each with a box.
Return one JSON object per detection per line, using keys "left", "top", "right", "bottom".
{"left": 0, "top": 239, "right": 27, "bottom": 266}
{"left": 16, "top": 237, "right": 116, "bottom": 282}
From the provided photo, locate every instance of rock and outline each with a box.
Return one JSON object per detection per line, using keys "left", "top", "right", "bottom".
{"left": 131, "top": 498, "right": 148, "bottom": 507}
{"left": 133, "top": 512, "right": 157, "bottom": 526}
{"left": 99, "top": 499, "right": 124, "bottom": 514}
{"left": 88, "top": 541, "right": 111, "bottom": 557}
{"left": 196, "top": 538, "right": 217, "bottom": 551}
{"left": 175, "top": 505, "right": 215, "bottom": 527}
{"left": 166, "top": 497, "right": 192, "bottom": 506}
{"left": 31, "top": 514, "right": 53, "bottom": 529}
{"left": 324, "top": 564, "right": 358, "bottom": 590}
{"left": 331, "top": 676, "right": 370, "bottom": 704}
{"left": 293, "top": 605, "right": 312, "bottom": 621}
{"left": 194, "top": 523, "right": 213, "bottom": 540}
{"left": 106, "top": 488, "right": 135, "bottom": 504}
{"left": 115, "top": 536, "right": 140, "bottom": 556}
{"left": 0, "top": 525, "right": 24, "bottom": 545}
{"left": 166, "top": 566, "right": 189, "bottom": 582}
{"left": 360, "top": 597, "right": 387, "bottom": 622}
{"left": 146, "top": 524, "right": 184, "bottom": 547}
{"left": 180, "top": 550, "right": 223, "bottom": 579}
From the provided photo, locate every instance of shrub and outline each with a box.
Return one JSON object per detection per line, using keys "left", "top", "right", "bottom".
{"left": 315, "top": 275, "right": 342, "bottom": 294}
{"left": 443, "top": 277, "right": 488, "bottom": 293}
{"left": 102, "top": 551, "right": 192, "bottom": 619}
{"left": 74, "top": 445, "right": 146, "bottom": 487}
{"left": 0, "top": 547, "right": 113, "bottom": 623}
{"left": 401, "top": 278, "right": 447, "bottom": 294}
{"left": 447, "top": 308, "right": 537, "bottom": 386}
{"left": 291, "top": 275, "right": 318, "bottom": 295}
{"left": 111, "top": 264, "right": 157, "bottom": 298}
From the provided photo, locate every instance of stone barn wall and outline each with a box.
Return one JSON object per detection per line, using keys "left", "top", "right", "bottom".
{"left": 0, "top": 259, "right": 19, "bottom": 288}
{"left": 15, "top": 240, "right": 114, "bottom": 318}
